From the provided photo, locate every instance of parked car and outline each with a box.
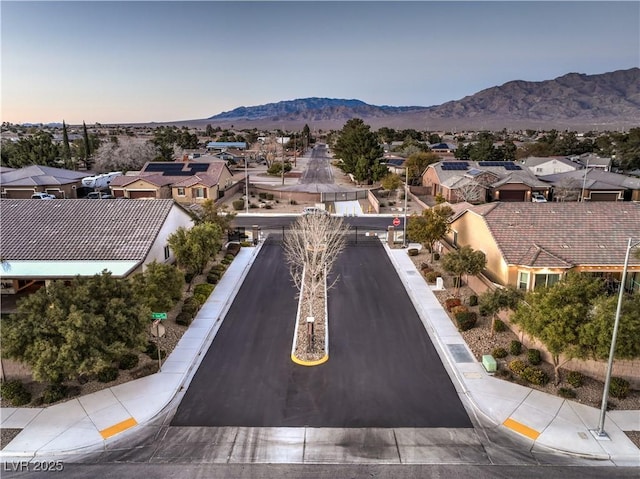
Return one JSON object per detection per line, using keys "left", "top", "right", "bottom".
{"left": 531, "top": 193, "right": 547, "bottom": 203}
{"left": 302, "top": 206, "right": 329, "bottom": 216}
{"left": 31, "top": 193, "right": 56, "bottom": 200}
{"left": 86, "top": 192, "right": 113, "bottom": 199}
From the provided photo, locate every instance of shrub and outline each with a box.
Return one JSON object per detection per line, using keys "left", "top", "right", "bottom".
{"left": 493, "top": 319, "right": 507, "bottom": 333}
{"left": 468, "top": 295, "right": 478, "bottom": 306}
{"left": 42, "top": 383, "right": 68, "bottom": 404}
{"left": 289, "top": 199, "right": 297, "bottom": 205}
{"left": 455, "top": 311, "right": 477, "bottom": 331}
{"left": 97, "top": 367, "right": 119, "bottom": 383}
{"left": 509, "top": 340, "right": 522, "bottom": 356}
{"left": 221, "top": 257, "right": 232, "bottom": 265}
{"left": 193, "top": 283, "right": 214, "bottom": 305}
{"left": 609, "top": 377, "right": 630, "bottom": 399}
{"left": 184, "top": 271, "right": 195, "bottom": 284}
{"left": 144, "top": 342, "right": 166, "bottom": 360}
{"left": 492, "top": 347, "right": 508, "bottom": 359}
{"left": 567, "top": 371, "right": 584, "bottom": 388}
{"left": 264, "top": 204, "right": 272, "bottom": 209}
{"left": 226, "top": 243, "right": 241, "bottom": 257}
{"left": 258, "top": 192, "right": 267, "bottom": 199}
{"left": 240, "top": 241, "right": 252, "bottom": 247}
{"left": 445, "top": 297, "right": 462, "bottom": 312}
{"left": 425, "top": 271, "right": 439, "bottom": 283}
{"left": 232, "top": 199, "right": 244, "bottom": 210}
{"left": 182, "top": 297, "right": 199, "bottom": 316}
{"left": 379, "top": 202, "right": 386, "bottom": 207}
{"left": 508, "top": 359, "right": 526, "bottom": 375}
{"left": 521, "top": 366, "right": 549, "bottom": 386}
{"left": 0, "top": 379, "right": 31, "bottom": 406}
{"left": 176, "top": 311, "right": 193, "bottom": 326}
{"left": 407, "top": 248, "right": 419, "bottom": 256}
{"left": 433, "top": 252, "right": 440, "bottom": 261}
{"left": 558, "top": 387, "right": 577, "bottom": 399}
{"left": 118, "top": 352, "right": 139, "bottom": 370}
{"left": 225, "top": 253, "right": 235, "bottom": 261}
{"left": 266, "top": 193, "right": 274, "bottom": 200}
{"left": 451, "top": 305, "right": 469, "bottom": 316}
{"left": 211, "top": 264, "right": 226, "bottom": 273}
{"left": 207, "top": 271, "right": 219, "bottom": 284}
{"left": 527, "top": 349, "right": 541, "bottom": 366}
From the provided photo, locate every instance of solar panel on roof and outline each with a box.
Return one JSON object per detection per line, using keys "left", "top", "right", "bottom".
{"left": 189, "top": 163, "right": 209, "bottom": 172}
{"left": 505, "top": 163, "right": 522, "bottom": 170}
{"left": 441, "top": 162, "right": 469, "bottom": 171}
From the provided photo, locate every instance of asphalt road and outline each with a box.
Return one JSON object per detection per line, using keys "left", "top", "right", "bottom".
{"left": 299, "top": 144, "right": 333, "bottom": 184}
{"left": 171, "top": 237, "right": 471, "bottom": 428}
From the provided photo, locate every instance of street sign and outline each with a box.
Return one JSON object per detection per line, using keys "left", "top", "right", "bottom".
{"left": 151, "top": 312, "right": 167, "bottom": 320}
{"left": 393, "top": 217, "right": 401, "bottom": 227}
{"left": 150, "top": 321, "right": 166, "bottom": 338}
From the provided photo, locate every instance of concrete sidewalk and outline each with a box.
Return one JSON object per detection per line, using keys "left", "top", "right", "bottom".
{"left": 1, "top": 237, "right": 638, "bottom": 465}
{"left": 385, "top": 245, "right": 640, "bottom": 466}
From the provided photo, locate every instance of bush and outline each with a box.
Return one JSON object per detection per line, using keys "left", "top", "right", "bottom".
{"left": 42, "top": 383, "right": 68, "bottom": 404}
{"left": 455, "top": 311, "right": 477, "bottom": 331}
{"left": 468, "top": 295, "right": 478, "bottom": 306}
{"left": 508, "top": 359, "right": 526, "bottom": 375}
{"left": 258, "top": 192, "right": 267, "bottom": 199}
{"left": 609, "top": 377, "right": 630, "bottom": 399}
{"left": 451, "top": 305, "right": 469, "bottom": 316}
{"left": 97, "top": 367, "right": 119, "bottom": 383}
{"left": 509, "top": 340, "right": 522, "bottom": 356}
{"left": 176, "top": 311, "right": 193, "bottom": 326}
{"left": 193, "top": 283, "right": 214, "bottom": 305}
{"left": 144, "top": 342, "right": 166, "bottom": 360}
{"left": 118, "top": 352, "right": 139, "bottom": 370}
{"left": 493, "top": 319, "right": 507, "bottom": 333}
{"left": 425, "top": 271, "right": 439, "bottom": 283}
{"left": 207, "top": 271, "right": 219, "bottom": 284}
{"left": 289, "top": 199, "right": 297, "bottom": 205}
{"left": 266, "top": 193, "right": 274, "bottom": 201}
{"left": 0, "top": 379, "right": 31, "bottom": 406}
{"left": 211, "top": 264, "right": 226, "bottom": 273}
{"left": 182, "top": 296, "right": 199, "bottom": 316}
{"left": 407, "top": 248, "right": 419, "bottom": 256}
{"left": 527, "top": 349, "right": 541, "bottom": 366}
{"left": 558, "top": 387, "right": 577, "bottom": 399}
{"left": 521, "top": 366, "right": 549, "bottom": 386}
{"left": 184, "top": 271, "right": 195, "bottom": 284}
{"left": 445, "top": 297, "right": 462, "bottom": 312}
{"left": 492, "top": 347, "right": 508, "bottom": 359}
{"left": 567, "top": 371, "right": 584, "bottom": 388}
{"left": 433, "top": 252, "right": 440, "bottom": 261}
{"left": 221, "top": 257, "right": 232, "bottom": 265}
{"left": 226, "top": 243, "right": 241, "bottom": 257}
{"left": 232, "top": 199, "right": 244, "bottom": 210}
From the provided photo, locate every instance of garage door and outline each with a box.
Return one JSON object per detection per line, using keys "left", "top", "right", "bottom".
{"left": 128, "top": 190, "right": 156, "bottom": 199}
{"left": 499, "top": 190, "right": 526, "bottom": 202}
{"left": 589, "top": 193, "right": 619, "bottom": 202}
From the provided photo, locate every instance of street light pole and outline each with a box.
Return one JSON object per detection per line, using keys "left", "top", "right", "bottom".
{"left": 402, "top": 165, "right": 409, "bottom": 247}
{"left": 244, "top": 154, "right": 249, "bottom": 214}
{"left": 595, "top": 237, "right": 639, "bottom": 438}
{"left": 580, "top": 158, "right": 590, "bottom": 202}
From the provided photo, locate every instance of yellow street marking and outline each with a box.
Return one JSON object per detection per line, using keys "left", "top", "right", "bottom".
{"left": 291, "top": 354, "right": 329, "bottom": 367}
{"left": 99, "top": 417, "right": 138, "bottom": 439}
{"left": 503, "top": 417, "right": 540, "bottom": 440}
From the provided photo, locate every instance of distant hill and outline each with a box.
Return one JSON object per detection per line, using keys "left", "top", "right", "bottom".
{"left": 191, "top": 68, "right": 640, "bottom": 131}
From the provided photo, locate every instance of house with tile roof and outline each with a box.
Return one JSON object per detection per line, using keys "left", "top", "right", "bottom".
{"left": 109, "top": 161, "right": 234, "bottom": 204}
{"left": 0, "top": 199, "right": 193, "bottom": 298}
{"left": 444, "top": 202, "right": 640, "bottom": 292}
{"left": 538, "top": 168, "right": 640, "bottom": 202}
{"left": 522, "top": 156, "right": 579, "bottom": 176}
{"left": 421, "top": 160, "right": 551, "bottom": 203}
{"left": 0, "top": 165, "right": 89, "bottom": 199}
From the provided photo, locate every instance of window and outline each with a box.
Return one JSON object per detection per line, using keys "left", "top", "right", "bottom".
{"left": 164, "top": 245, "right": 170, "bottom": 260}
{"left": 176, "top": 187, "right": 185, "bottom": 196}
{"left": 518, "top": 271, "right": 529, "bottom": 290}
{"left": 192, "top": 187, "right": 205, "bottom": 199}
{"left": 452, "top": 230, "right": 458, "bottom": 248}
{"left": 534, "top": 273, "right": 560, "bottom": 289}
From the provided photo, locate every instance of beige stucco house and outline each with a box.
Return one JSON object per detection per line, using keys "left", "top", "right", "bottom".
{"left": 109, "top": 161, "right": 234, "bottom": 204}
{"left": 444, "top": 202, "right": 640, "bottom": 292}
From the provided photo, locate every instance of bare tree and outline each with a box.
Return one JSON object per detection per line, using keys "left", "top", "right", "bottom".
{"left": 93, "top": 138, "right": 157, "bottom": 173}
{"left": 553, "top": 178, "right": 581, "bottom": 202}
{"left": 454, "top": 180, "right": 485, "bottom": 204}
{"left": 283, "top": 214, "right": 349, "bottom": 356}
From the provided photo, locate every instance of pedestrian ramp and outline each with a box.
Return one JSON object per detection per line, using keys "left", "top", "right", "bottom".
{"left": 333, "top": 200, "right": 363, "bottom": 216}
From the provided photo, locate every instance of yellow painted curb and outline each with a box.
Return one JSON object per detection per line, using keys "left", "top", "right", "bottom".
{"left": 99, "top": 417, "right": 138, "bottom": 439}
{"left": 291, "top": 354, "right": 329, "bottom": 367}
{"left": 503, "top": 417, "right": 540, "bottom": 440}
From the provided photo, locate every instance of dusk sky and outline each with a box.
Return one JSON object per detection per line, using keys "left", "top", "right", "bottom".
{"left": 2, "top": 1, "right": 638, "bottom": 125}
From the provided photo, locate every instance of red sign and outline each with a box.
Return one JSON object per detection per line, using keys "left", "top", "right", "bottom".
{"left": 393, "top": 217, "right": 400, "bottom": 227}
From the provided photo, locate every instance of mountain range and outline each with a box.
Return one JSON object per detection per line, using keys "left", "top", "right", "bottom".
{"left": 193, "top": 68, "right": 640, "bottom": 131}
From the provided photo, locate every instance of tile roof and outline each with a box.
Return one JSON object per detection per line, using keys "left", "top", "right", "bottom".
{"left": 465, "top": 202, "right": 640, "bottom": 268}
{"left": 539, "top": 169, "right": 640, "bottom": 190}
{"left": 0, "top": 165, "right": 89, "bottom": 186}
{"left": 430, "top": 161, "right": 549, "bottom": 189}
{"left": 0, "top": 199, "right": 178, "bottom": 261}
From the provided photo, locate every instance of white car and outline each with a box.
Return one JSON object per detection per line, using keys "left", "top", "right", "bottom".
{"left": 302, "top": 207, "right": 329, "bottom": 216}
{"left": 531, "top": 193, "right": 547, "bottom": 203}
{"left": 31, "top": 193, "right": 56, "bottom": 200}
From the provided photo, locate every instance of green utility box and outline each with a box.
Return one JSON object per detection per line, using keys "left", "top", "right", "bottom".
{"left": 482, "top": 354, "right": 497, "bottom": 373}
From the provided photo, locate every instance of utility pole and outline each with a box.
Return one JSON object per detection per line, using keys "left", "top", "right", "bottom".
{"left": 403, "top": 165, "right": 409, "bottom": 247}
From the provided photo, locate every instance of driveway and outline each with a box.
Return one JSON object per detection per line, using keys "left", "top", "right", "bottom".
{"left": 171, "top": 237, "right": 471, "bottom": 428}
